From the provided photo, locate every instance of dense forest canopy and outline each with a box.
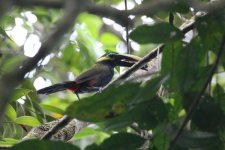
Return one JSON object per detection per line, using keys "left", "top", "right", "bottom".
{"left": 0, "top": 0, "right": 225, "bottom": 149}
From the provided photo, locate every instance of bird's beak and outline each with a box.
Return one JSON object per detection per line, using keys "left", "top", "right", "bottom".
{"left": 114, "top": 54, "right": 148, "bottom": 70}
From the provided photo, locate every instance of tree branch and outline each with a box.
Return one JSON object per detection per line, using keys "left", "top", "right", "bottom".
{"left": 41, "top": 115, "right": 71, "bottom": 140}
{"left": 22, "top": 117, "right": 89, "bottom": 141}
{"left": 0, "top": 0, "right": 88, "bottom": 124}
{"left": 12, "top": 0, "right": 63, "bottom": 9}
{"left": 168, "top": 33, "right": 225, "bottom": 150}
{"left": 12, "top": 0, "right": 225, "bottom": 27}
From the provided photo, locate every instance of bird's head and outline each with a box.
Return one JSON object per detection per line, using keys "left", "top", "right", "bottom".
{"left": 97, "top": 52, "right": 148, "bottom": 70}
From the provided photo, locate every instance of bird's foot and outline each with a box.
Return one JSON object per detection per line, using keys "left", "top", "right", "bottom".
{"left": 75, "top": 93, "right": 80, "bottom": 100}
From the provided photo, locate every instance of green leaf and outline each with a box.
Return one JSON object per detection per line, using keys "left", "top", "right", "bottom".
{"left": 40, "top": 104, "right": 64, "bottom": 114}
{"left": 10, "top": 140, "right": 80, "bottom": 150}
{"left": 100, "top": 32, "right": 120, "bottom": 47}
{"left": 0, "top": 138, "right": 18, "bottom": 146}
{"left": 14, "top": 116, "right": 41, "bottom": 127}
{"left": 86, "top": 133, "right": 145, "bottom": 150}
{"left": 11, "top": 88, "right": 31, "bottom": 102}
{"left": 153, "top": 126, "right": 170, "bottom": 150}
{"left": 5, "top": 104, "right": 17, "bottom": 121}
{"left": 161, "top": 38, "right": 209, "bottom": 93}
{"left": 130, "top": 23, "right": 184, "bottom": 44}
{"left": 78, "top": 13, "right": 102, "bottom": 39}
{"left": 74, "top": 127, "right": 109, "bottom": 140}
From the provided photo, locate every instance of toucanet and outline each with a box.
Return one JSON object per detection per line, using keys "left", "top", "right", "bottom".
{"left": 37, "top": 52, "right": 147, "bottom": 99}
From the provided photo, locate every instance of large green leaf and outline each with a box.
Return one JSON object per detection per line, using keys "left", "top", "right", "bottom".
{"left": 100, "top": 32, "right": 120, "bottom": 49}
{"left": 10, "top": 140, "right": 80, "bottom": 150}
{"left": 5, "top": 104, "right": 17, "bottom": 121}
{"left": 0, "top": 138, "right": 18, "bottom": 146}
{"left": 74, "top": 127, "right": 109, "bottom": 140}
{"left": 130, "top": 23, "right": 184, "bottom": 44}
{"left": 85, "top": 133, "right": 145, "bottom": 150}
{"left": 40, "top": 104, "right": 64, "bottom": 115}
{"left": 152, "top": 126, "right": 170, "bottom": 150}
{"left": 77, "top": 13, "right": 102, "bottom": 39}
{"left": 14, "top": 116, "right": 41, "bottom": 127}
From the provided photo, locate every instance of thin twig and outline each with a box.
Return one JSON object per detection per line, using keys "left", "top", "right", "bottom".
{"left": 168, "top": 33, "right": 225, "bottom": 150}
{"left": 124, "top": 0, "right": 130, "bottom": 54}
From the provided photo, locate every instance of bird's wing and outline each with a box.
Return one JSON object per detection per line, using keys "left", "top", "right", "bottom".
{"left": 75, "top": 64, "right": 109, "bottom": 84}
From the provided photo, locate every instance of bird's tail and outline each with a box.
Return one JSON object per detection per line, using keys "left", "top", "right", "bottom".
{"left": 37, "top": 81, "right": 78, "bottom": 95}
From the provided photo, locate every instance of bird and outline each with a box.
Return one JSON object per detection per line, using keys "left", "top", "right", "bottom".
{"left": 37, "top": 52, "right": 148, "bottom": 100}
